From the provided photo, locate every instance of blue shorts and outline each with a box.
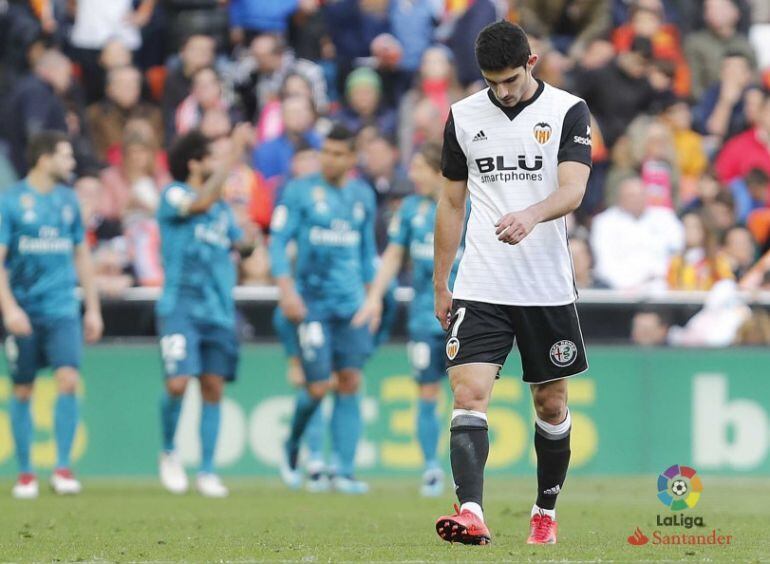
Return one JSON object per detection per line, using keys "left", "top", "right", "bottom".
{"left": 298, "top": 315, "right": 373, "bottom": 383}
{"left": 407, "top": 333, "right": 447, "bottom": 384}
{"left": 272, "top": 308, "right": 300, "bottom": 358}
{"left": 4, "top": 316, "right": 82, "bottom": 384}
{"left": 157, "top": 314, "right": 239, "bottom": 381}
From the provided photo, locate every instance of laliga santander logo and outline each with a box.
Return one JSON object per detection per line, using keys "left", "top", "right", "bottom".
{"left": 627, "top": 527, "right": 650, "bottom": 546}
{"left": 657, "top": 464, "right": 703, "bottom": 511}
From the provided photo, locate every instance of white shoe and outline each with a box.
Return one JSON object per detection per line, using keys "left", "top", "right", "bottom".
{"left": 50, "top": 469, "right": 82, "bottom": 495}
{"left": 331, "top": 475, "right": 369, "bottom": 495}
{"left": 159, "top": 452, "right": 189, "bottom": 494}
{"left": 420, "top": 467, "right": 445, "bottom": 497}
{"left": 280, "top": 459, "right": 303, "bottom": 490}
{"left": 12, "top": 474, "right": 38, "bottom": 499}
{"left": 195, "top": 473, "right": 229, "bottom": 498}
{"left": 305, "top": 460, "right": 330, "bottom": 493}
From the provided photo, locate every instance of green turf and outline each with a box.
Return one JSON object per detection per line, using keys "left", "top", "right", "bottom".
{"left": 1, "top": 477, "right": 769, "bottom": 562}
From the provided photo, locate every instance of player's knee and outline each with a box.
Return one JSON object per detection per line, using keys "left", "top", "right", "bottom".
{"left": 200, "top": 376, "right": 224, "bottom": 402}
{"left": 452, "top": 382, "right": 487, "bottom": 412}
{"left": 307, "top": 381, "right": 328, "bottom": 400}
{"left": 55, "top": 368, "right": 79, "bottom": 394}
{"left": 533, "top": 392, "right": 567, "bottom": 423}
{"left": 166, "top": 377, "right": 189, "bottom": 397}
{"left": 336, "top": 370, "right": 360, "bottom": 394}
{"left": 13, "top": 384, "right": 34, "bottom": 401}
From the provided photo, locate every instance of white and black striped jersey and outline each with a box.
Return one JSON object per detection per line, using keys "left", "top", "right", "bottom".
{"left": 441, "top": 80, "right": 592, "bottom": 306}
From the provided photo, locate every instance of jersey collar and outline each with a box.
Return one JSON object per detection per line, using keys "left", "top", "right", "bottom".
{"left": 487, "top": 79, "right": 545, "bottom": 121}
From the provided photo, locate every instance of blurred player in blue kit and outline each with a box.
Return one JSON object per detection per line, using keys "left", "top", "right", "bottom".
{"left": 155, "top": 129, "right": 246, "bottom": 498}
{"left": 0, "top": 131, "right": 104, "bottom": 499}
{"left": 269, "top": 124, "right": 377, "bottom": 494}
{"left": 354, "top": 142, "right": 464, "bottom": 497}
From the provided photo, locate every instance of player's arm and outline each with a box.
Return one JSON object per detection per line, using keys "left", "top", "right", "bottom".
{"left": 496, "top": 101, "right": 592, "bottom": 245}
{"left": 268, "top": 184, "right": 306, "bottom": 323}
{"left": 352, "top": 243, "right": 405, "bottom": 331}
{"left": 434, "top": 109, "right": 470, "bottom": 330}
{"left": 0, "top": 246, "right": 32, "bottom": 336}
{"left": 74, "top": 243, "right": 104, "bottom": 343}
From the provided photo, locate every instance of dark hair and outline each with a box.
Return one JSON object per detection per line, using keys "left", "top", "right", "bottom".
{"left": 474, "top": 21, "right": 531, "bottom": 72}
{"left": 292, "top": 137, "right": 315, "bottom": 154}
{"left": 746, "top": 168, "right": 770, "bottom": 186}
{"left": 418, "top": 141, "right": 442, "bottom": 172}
{"left": 325, "top": 123, "right": 356, "bottom": 150}
{"left": 168, "top": 130, "right": 210, "bottom": 182}
{"left": 26, "top": 130, "right": 69, "bottom": 168}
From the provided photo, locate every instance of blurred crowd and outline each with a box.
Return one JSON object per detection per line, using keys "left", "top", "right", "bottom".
{"left": 2, "top": 0, "right": 770, "bottom": 345}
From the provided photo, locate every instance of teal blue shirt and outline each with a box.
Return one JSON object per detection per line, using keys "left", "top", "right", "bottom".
{"left": 269, "top": 173, "right": 377, "bottom": 319}
{"left": 388, "top": 194, "right": 464, "bottom": 337}
{"left": 0, "top": 180, "right": 84, "bottom": 319}
{"left": 156, "top": 183, "right": 243, "bottom": 328}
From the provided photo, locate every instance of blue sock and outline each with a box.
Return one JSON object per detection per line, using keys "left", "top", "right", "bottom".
{"left": 331, "top": 393, "right": 361, "bottom": 478}
{"left": 160, "top": 393, "right": 183, "bottom": 453}
{"left": 10, "top": 397, "right": 32, "bottom": 474}
{"left": 302, "top": 389, "right": 325, "bottom": 465}
{"left": 287, "top": 389, "right": 321, "bottom": 468}
{"left": 200, "top": 401, "right": 221, "bottom": 474}
{"left": 54, "top": 393, "right": 78, "bottom": 470}
{"left": 417, "top": 398, "right": 440, "bottom": 471}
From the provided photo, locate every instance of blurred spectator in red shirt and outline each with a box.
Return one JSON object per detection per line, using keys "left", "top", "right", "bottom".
{"left": 87, "top": 65, "right": 163, "bottom": 163}
{"left": 715, "top": 93, "right": 770, "bottom": 184}
{"left": 397, "top": 46, "right": 462, "bottom": 164}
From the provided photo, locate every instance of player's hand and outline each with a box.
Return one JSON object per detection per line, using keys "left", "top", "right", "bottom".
{"left": 83, "top": 309, "right": 104, "bottom": 343}
{"left": 352, "top": 296, "right": 383, "bottom": 333}
{"left": 495, "top": 208, "right": 539, "bottom": 245}
{"left": 434, "top": 285, "right": 453, "bottom": 331}
{"left": 4, "top": 305, "right": 32, "bottom": 336}
{"left": 280, "top": 291, "right": 307, "bottom": 324}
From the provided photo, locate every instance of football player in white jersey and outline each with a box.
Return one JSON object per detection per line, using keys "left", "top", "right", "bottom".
{"left": 433, "top": 21, "right": 592, "bottom": 546}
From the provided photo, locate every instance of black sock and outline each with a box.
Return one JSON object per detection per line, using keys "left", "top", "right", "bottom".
{"left": 534, "top": 414, "right": 571, "bottom": 511}
{"left": 450, "top": 411, "right": 489, "bottom": 508}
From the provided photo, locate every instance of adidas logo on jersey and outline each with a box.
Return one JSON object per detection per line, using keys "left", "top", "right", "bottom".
{"left": 543, "top": 485, "right": 561, "bottom": 496}
{"left": 472, "top": 130, "right": 487, "bottom": 142}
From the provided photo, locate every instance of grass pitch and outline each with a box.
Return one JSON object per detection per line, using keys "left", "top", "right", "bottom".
{"left": 2, "top": 476, "right": 769, "bottom": 562}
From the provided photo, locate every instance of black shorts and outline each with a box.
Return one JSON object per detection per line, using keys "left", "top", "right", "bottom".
{"left": 445, "top": 299, "right": 588, "bottom": 384}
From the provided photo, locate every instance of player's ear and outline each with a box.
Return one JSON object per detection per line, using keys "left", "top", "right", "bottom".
{"left": 527, "top": 54, "right": 539, "bottom": 72}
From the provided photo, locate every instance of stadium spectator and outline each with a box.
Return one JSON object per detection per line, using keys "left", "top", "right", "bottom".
{"left": 730, "top": 167, "right": 770, "bottom": 223}
{"left": 337, "top": 67, "right": 396, "bottom": 137}
{"left": 714, "top": 92, "right": 770, "bottom": 183}
{"left": 628, "top": 116, "right": 679, "bottom": 208}
{"left": 518, "top": 0, "right": 610, "bottom": 59}
{"left": 680, "top": 169, "right": 722, "bottom": 213}
{"left": 734, "top": 308, "right": 770, "bottom": 345}
{"left": 685, "top": 0, "right": 756, "bottom": 98}
{"left": 288, "top": 0, "right": 331, "bottom": 63}
{"left": 98, "top": 130, "right": 169, "bottom": 223}
{"left": 611, "top": 0, "right": 690, "bottom": 96}
{"left": 630, "top": 309, "right": 670, "bottom": 346}
{"left": 573, "top": 37, "right": 661, "bottom": 148}
{"left": 229, "top": 0, "right": 299, "bottom": 43}
{"left": 87, "top": 66, "right": 163, "bottom": 163}
{"left": 175, "top": 67, "right": 238, "bottom": 136}
{"left": 359, "top": 134, "right": 411, "bottom": 251}
{"left": 397, "top": 46, "right": 462, "bottom": 164}
{"left": 253, "top": 95, "right": 321, "bottom": 186}
{"left": 256, "top": 72, "right": 318, "bottom": 144}
{"left": 659, "top": 96, "right": 708, "bottom": 202}
{"left": 78, "top": 39, "right": 134, "bottom": 106}
{"left": 667, "top": 211, "right": 734, "bottom": 290}
{"left": 1, "top": 49, "right": 72, "bottom": 175}
{"left": 388, "top": 0, "right": 439, "bottom": 79}
{"left": 201, "top": 108, "right": 272, "bottom": 235}
{"left": 163, "top": 0, "right": 228, "bottom": 51}
{"left": 568, "top": 236, "right": 606, "bottom": 289}
{"left": 161, "top": 34, "right": 217, "bottom": 143}
{"left": 442, "top": 0, "right": 497, "bottom": 87}
{"left": 231, "top": 33, "right": 327, "bottom": 124}
{"left": 591, "top": 176, "right": 684, "bottom": 289}
{"left": 691, "top": 51, "right": 756, "bottom": 141}
{"left": 722, "top": 225, "right": 757, "bottom": 279}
